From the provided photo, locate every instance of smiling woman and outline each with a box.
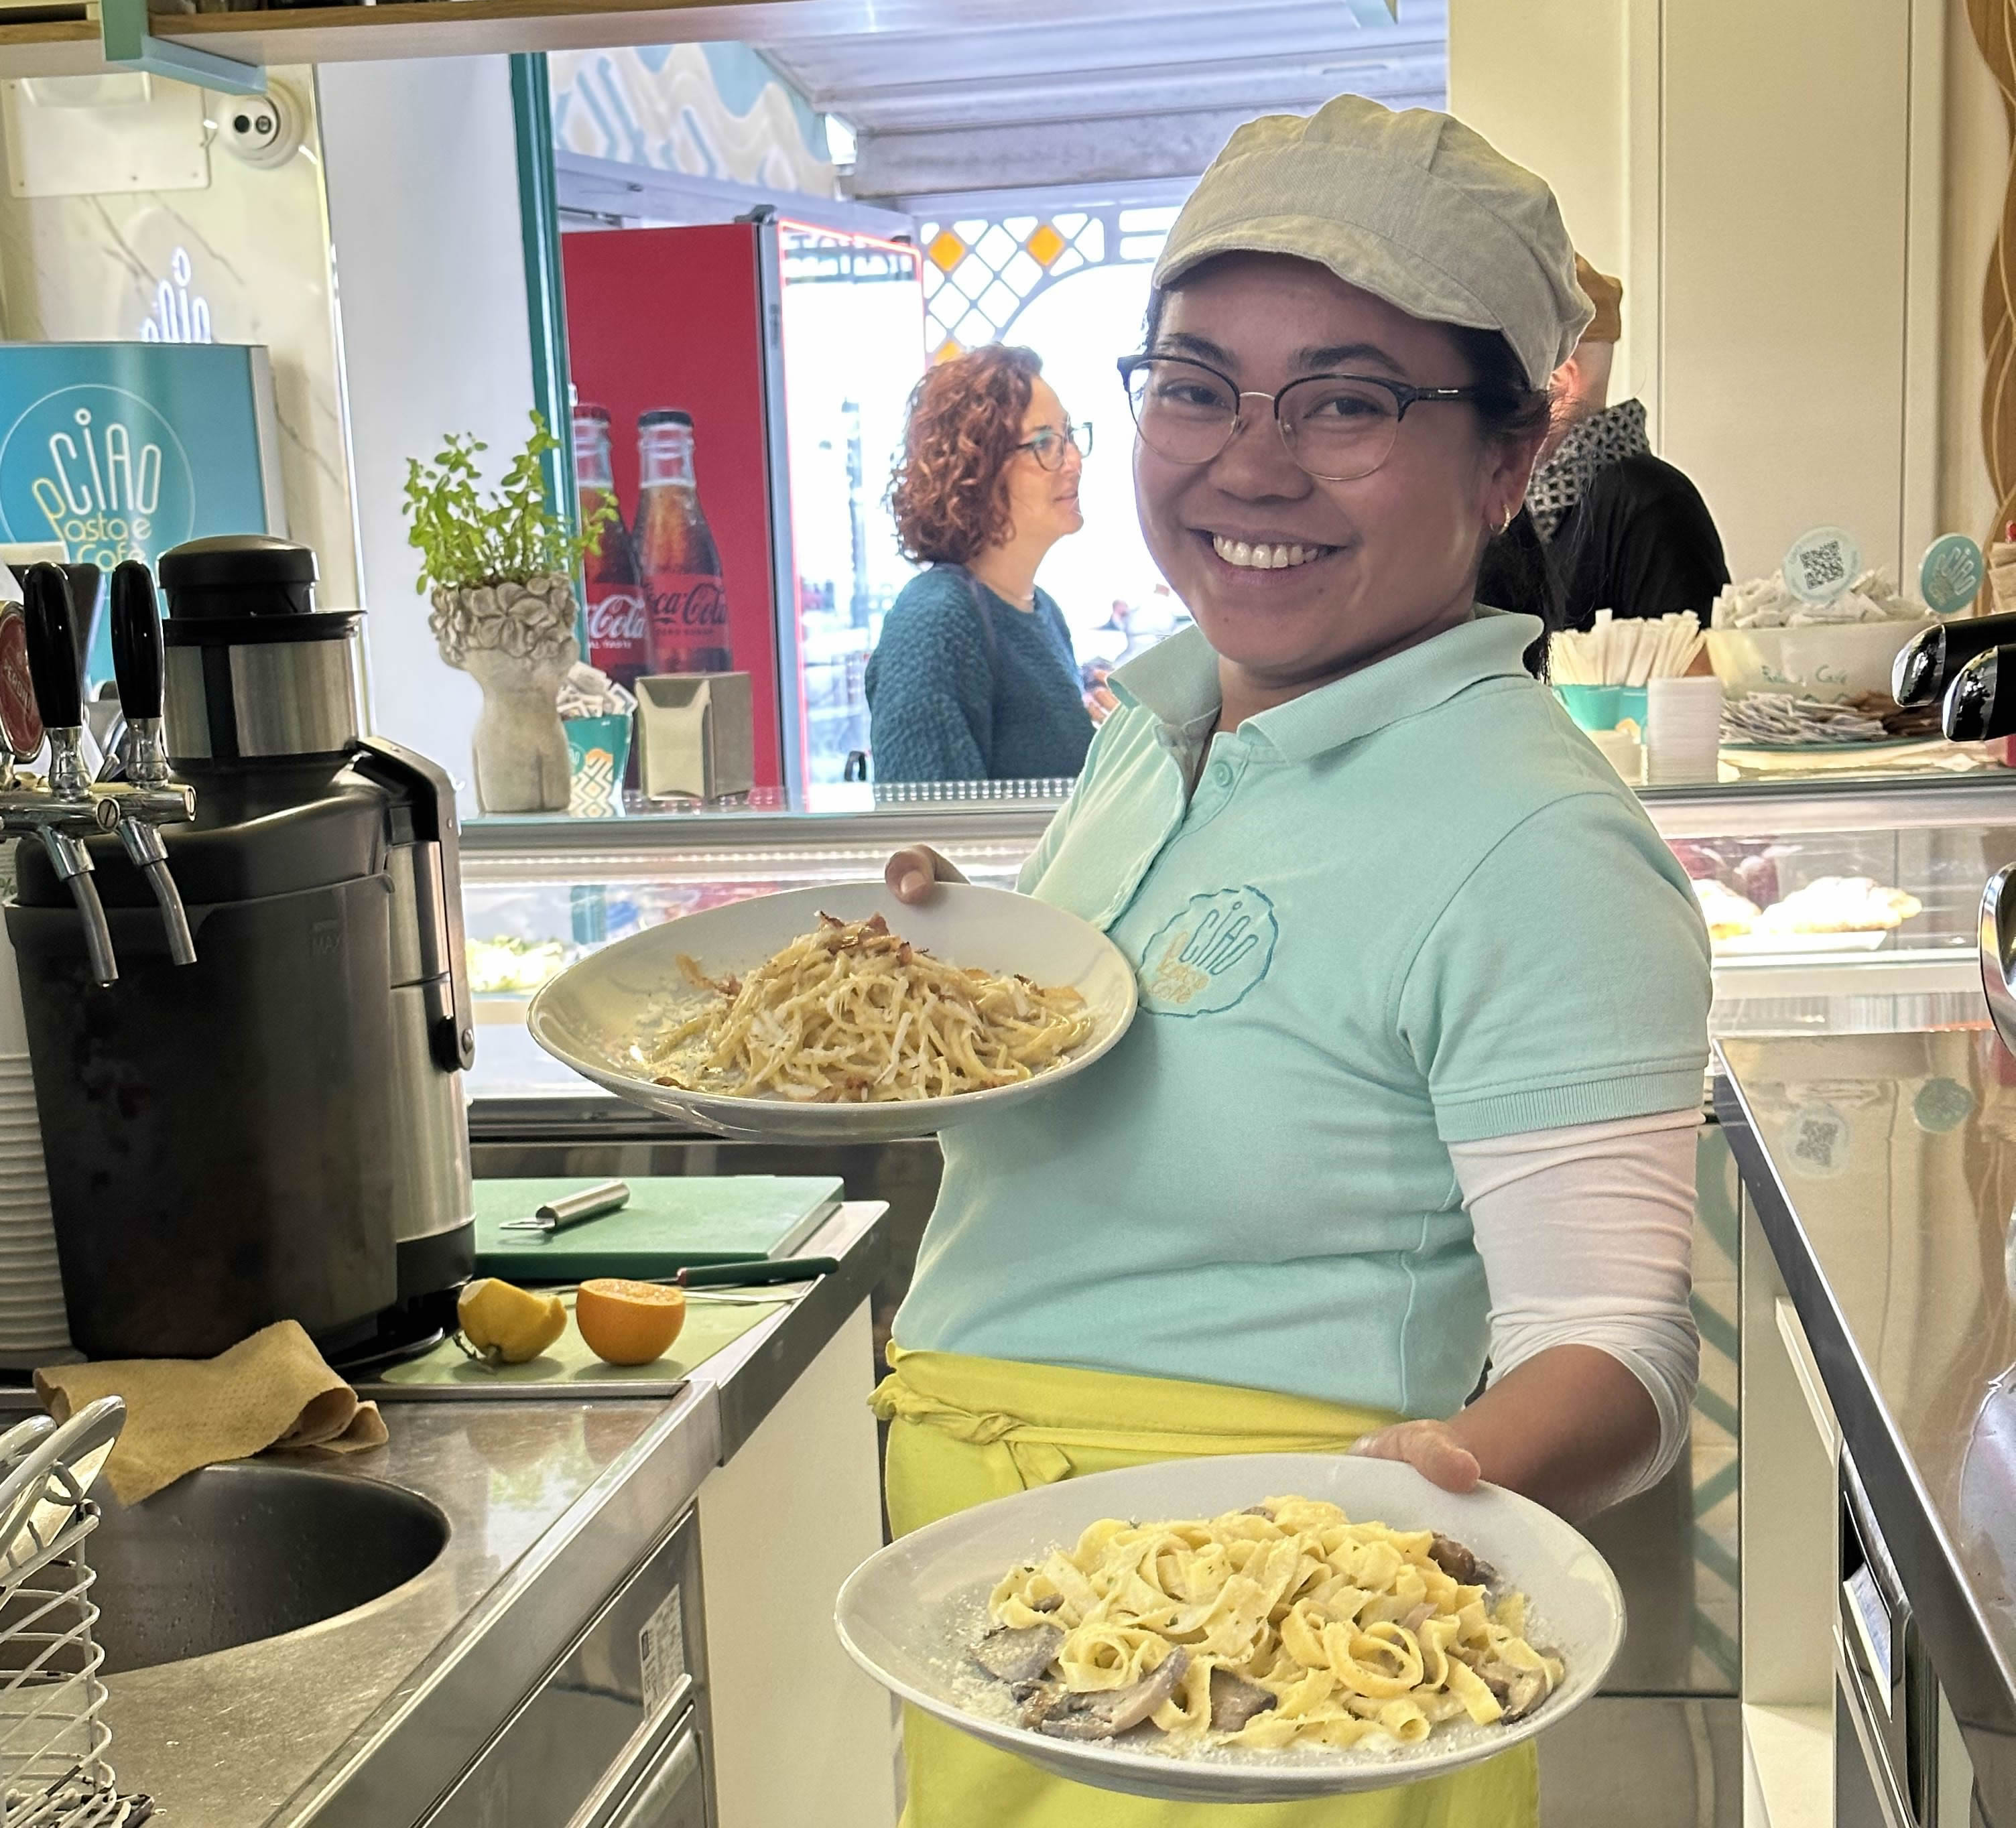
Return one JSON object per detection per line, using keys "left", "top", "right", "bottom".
{"left": 1123, "top": 266, "right": 1560, "bottom": 704}
{"left": 864, "top": 344, "right": 1098, "bottom": 783}
{"left": 873, "top": 95, "right": 1712, "bottom": 1828}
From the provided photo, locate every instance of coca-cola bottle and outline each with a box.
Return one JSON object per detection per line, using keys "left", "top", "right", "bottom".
{"left": 636, "top": 409, "right": 731, "bottom": 673}
{"left": 572, "top": 404, "right": 647, "bottom": 689}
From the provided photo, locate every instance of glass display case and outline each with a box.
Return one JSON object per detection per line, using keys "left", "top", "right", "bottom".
{"left": 460, "top": 771, "right": 2016, "bottom": 1113}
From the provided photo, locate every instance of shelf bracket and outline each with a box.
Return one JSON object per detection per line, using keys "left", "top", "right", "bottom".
{"left": 99, "top": 0, "right": 265, "bottom": 95}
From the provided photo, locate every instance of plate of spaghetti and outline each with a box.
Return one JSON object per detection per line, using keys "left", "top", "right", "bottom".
{"left": 834, "top": 1453, "right": 1623, "bottom": 1803}
{"left": 527, "top": 883, "right": 1139, "bottom": 1140}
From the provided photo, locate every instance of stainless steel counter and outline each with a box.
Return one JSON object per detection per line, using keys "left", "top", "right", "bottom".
{"left": 1716, "top": 1030, "right": 2016, "bottom": 1821}
{"left": 94, "top": 1198, "right": 890, "bottom": 1827}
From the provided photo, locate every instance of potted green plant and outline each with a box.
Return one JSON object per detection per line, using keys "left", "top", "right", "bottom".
{"left": 403, "top": 412, "right": 613, "bottom": 813}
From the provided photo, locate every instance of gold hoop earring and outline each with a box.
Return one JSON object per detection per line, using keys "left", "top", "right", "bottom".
{"left": 1495, "top": 509, "right": 1515, "bottom": 536}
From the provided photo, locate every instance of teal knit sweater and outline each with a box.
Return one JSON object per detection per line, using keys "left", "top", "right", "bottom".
{"left": 865, "top": 565, "right": 1094, "bottom": 783}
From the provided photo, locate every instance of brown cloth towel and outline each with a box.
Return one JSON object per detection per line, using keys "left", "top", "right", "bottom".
{"left": 34, "top": 1319, "right": 389, "bottom": 1504}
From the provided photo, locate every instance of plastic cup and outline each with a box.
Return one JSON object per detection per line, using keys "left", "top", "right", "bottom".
{"left": 1647, "top": 677, "right": 1725, "bottom": 785}
{"left": 1554, "top": 684, "right": 1624, "bottom": 732}
{"left": 565, "top": 714, "right": 633, "bottom": 819}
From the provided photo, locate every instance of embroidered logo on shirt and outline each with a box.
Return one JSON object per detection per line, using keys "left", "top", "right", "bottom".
{"left": 1138, "top": 887, "right": 1278, "bottom": 1017}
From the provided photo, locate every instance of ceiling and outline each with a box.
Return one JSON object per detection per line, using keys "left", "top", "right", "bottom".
{"left": 759, "top": 0, "right": 1446, "bottom": 204}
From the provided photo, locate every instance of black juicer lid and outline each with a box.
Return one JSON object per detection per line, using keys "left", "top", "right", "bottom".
{"left": 158, "top": 535, "right": 358, "bottom": 645}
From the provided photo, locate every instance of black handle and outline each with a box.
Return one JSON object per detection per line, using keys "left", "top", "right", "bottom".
{"left": 109, "top": 561, "right": 163, "bottom": 720}
{"left": 1943, "top": 647, "right": 2016, "bottom": 741}
{"left": 1895, "top": 608, "right": 2016, "bottom": 707}
{"left": 21, "top": 563, "right": 80, "bottom": 730}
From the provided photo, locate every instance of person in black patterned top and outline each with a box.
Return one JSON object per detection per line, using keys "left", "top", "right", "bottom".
{"left": 1516, "top": 255, "right": 1728, "bottom": 631}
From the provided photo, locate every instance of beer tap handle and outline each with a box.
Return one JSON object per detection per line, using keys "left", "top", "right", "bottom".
{"left": 21, "top": 564, "right": 79, "bottom": 736}
{"left": 21, "top": 564, "right": 91, "bottom": 803}
{"left": 17, "top": 563, "right": 121, "bottom": 982}
{"left": 109, "top": 561, "right": 172, "bottom": 787}
{"left": 109, "top": 562, "right": 162, "bottom": 722}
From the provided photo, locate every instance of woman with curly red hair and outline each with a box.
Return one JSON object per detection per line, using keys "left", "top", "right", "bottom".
{"left": 865, "top": 344, "right": 1096, "bottom": 781}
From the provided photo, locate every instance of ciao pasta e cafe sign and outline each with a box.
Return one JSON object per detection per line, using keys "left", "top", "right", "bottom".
{"left": 0, "top": 344, "right": 280, "bottom": 574}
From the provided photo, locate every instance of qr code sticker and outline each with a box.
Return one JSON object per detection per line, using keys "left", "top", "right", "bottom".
{"left": 1784, "top": 1103, "right": 1849, "bottom": 1177}
{"left": 1796, "top": 541, "right": 1846, "bottom": 592}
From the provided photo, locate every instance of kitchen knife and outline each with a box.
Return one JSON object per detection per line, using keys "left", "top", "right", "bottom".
{"left": 675, "top": 1255, "right": 840, "bottom": 1289}
{"left": 497, "top": 1179, "right": 632, "bottom": 1235}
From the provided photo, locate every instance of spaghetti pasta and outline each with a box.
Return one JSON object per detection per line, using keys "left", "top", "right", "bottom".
{"left": 635, "top": 913, "right": 1094, "bottom": 1104}
{"left": 977, "top": 1498, "right": 1563, "bottom": 1751}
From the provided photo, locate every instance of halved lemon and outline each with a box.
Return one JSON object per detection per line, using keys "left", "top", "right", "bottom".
{"left": 575, "top": 1278, "right": 687, "bottom": 1366}
{"left": 458, "top": 1277, "right": 566, "bottom": 1365}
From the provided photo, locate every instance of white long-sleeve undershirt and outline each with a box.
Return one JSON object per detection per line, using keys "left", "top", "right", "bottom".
{"left": 1447, "top": 1107, "right": 1702, "bottom": 1508}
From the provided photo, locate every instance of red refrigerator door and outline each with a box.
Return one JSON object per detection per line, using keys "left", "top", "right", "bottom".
{"left": 562, "top": 222, "right": 783, "bottom": 787}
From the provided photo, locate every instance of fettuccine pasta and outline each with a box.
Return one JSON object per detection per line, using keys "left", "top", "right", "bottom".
{"left": 636, "top": 913, "right": 1094, "bottom": 1104}
{"left": 979, "top": 1498, "right": 1562, "bottom": 1751}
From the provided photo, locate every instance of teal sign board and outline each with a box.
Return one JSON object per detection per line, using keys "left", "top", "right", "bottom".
{"left": 0, "top": 342, "right": 279, "bottom": 682}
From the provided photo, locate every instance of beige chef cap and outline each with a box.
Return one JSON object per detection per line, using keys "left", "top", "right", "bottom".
{"left": 1155, "top": 96, "right": 1594, "bottom": 390}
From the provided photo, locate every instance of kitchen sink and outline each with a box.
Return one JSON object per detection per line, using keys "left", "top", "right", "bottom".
{"left": 85, "top": 1461, "right": 449, "bottom": 1673}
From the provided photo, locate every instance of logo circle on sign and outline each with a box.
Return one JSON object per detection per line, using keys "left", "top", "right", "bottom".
{"left": 1137, "top": 885, "right": 1279, "bottom": 1018}
{"left": 1919, "top": 533, "right": 1985, "bottom": 618}
{"left": 0, "top": 384, "right": 196, "bottom": 570}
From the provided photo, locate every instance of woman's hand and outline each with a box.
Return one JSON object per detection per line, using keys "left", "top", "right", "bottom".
{"left": 885, "top": 845, "right": 969, "bottom": 906}
{"left": 1086, "top": 679, "right": 1119, "bottom": 725}
{"left": 1350, "top": 1348, "right": 1656, "bottom": 1519}
{"left": 1348, "top": 1419, "right": 1482, "bottom": 1495}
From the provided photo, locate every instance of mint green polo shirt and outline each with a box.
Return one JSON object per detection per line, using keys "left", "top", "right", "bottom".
{"left": 893, "top": 612, "right": 1712, "bottom": 1419}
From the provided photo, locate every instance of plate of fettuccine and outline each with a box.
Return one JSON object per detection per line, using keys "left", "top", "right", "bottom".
{"left": 834, "top": 1453, "right": 1623, "bottom": 1802}
{"left": 527, "top": 882, "right": 1137, "bottom": 1140}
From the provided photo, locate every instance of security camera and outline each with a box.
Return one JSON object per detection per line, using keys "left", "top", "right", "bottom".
{"left": 214, "top": 84, "right": 303, "bottom": 170}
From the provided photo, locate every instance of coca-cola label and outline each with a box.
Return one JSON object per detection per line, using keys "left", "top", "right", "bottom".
{"left": 585, "top": 589, "right": 647, "bottom": 646}
{"left": 648, "top": 573, "right": 727, "bottom": 631}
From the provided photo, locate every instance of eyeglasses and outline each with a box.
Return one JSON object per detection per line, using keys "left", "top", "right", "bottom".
{"left": 1016, "top": 421, "right": 1093, "bottom": 470}
{"left": 1117, "top": 354, "right": 1494, "bottom": 482}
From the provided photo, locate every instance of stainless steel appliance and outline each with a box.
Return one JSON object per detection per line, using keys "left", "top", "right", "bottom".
{"left": 1836, "top": 1447, "right": 1980, "bottom": 1827}
{"left": 421, "top": 1506, "right": 712, "bottom": 1827}
{"left": 7, "top": 537, "right": 475, "bottom": 1361}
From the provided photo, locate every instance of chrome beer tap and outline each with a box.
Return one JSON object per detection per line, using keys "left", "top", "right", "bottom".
{"left": 94, "top": 562, "right": 195, "bottom": 966}
{"left": 12, "top": 565, "right": 119, "bottom": 985}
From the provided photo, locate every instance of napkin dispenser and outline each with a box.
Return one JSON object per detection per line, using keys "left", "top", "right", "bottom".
{"left": 636, "top": 672, "right": 753, "bottom": 802}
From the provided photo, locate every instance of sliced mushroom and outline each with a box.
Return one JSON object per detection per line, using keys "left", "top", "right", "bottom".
{"left": 972, "top": 1623, "right": 1065, "bottom": 1687}
{"left": 1036, "top": 1649, "right": 1191, "bottom": 1741}
{"left": 1428, "top": 1532, "right": 1497, "bottom": 1587}
{"left": 1399, "top": 1601, "right": 1436, "bottom": 1636}
{"left": 1208, "top": 1668, "right": 1279, "bottom": 1732}
{"left": 1030, "top": 1593, "right": 1064, "bottom": 1614}
{"left": 1476, "top": 1660, "right": 1547, "bottom": 1721}
{"left": 1018, "top": 1681, "right": 1063, "bottom": 1729}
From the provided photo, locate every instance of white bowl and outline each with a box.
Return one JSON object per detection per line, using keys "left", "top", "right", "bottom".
{"left": 835, "top": 1452, "right": 1623, "bottom": 1805}
{"left": 529, "top": 882, "right": 1139, "bottom": 1143}
{"left": 1705, "top": 617, "right": 1934, "bottom": 703}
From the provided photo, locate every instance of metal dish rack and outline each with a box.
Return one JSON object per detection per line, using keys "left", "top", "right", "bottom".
{"left": 0, "top": 1398, "right": 144, "bottom": 1828}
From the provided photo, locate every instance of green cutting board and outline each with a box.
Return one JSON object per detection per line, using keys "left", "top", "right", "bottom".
{"left": 473, "top": 1175, "right": 842, "bottom": 1283}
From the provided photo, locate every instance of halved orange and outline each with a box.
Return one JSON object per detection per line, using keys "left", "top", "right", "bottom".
{"left": 575, "top": 1278, "right": 687, "bottom": 1366}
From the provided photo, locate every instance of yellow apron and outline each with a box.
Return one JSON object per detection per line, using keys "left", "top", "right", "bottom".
{"left": 873, "top": 1347, "right": 1539, "bottom": 1828}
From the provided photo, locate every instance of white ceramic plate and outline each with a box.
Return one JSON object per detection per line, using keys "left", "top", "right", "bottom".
{"left": 834, "top": 1453, "right": 1624, "bottom": 1804}
{"left": 528, "top": 883, "right": 1139, "bottom": 1142}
